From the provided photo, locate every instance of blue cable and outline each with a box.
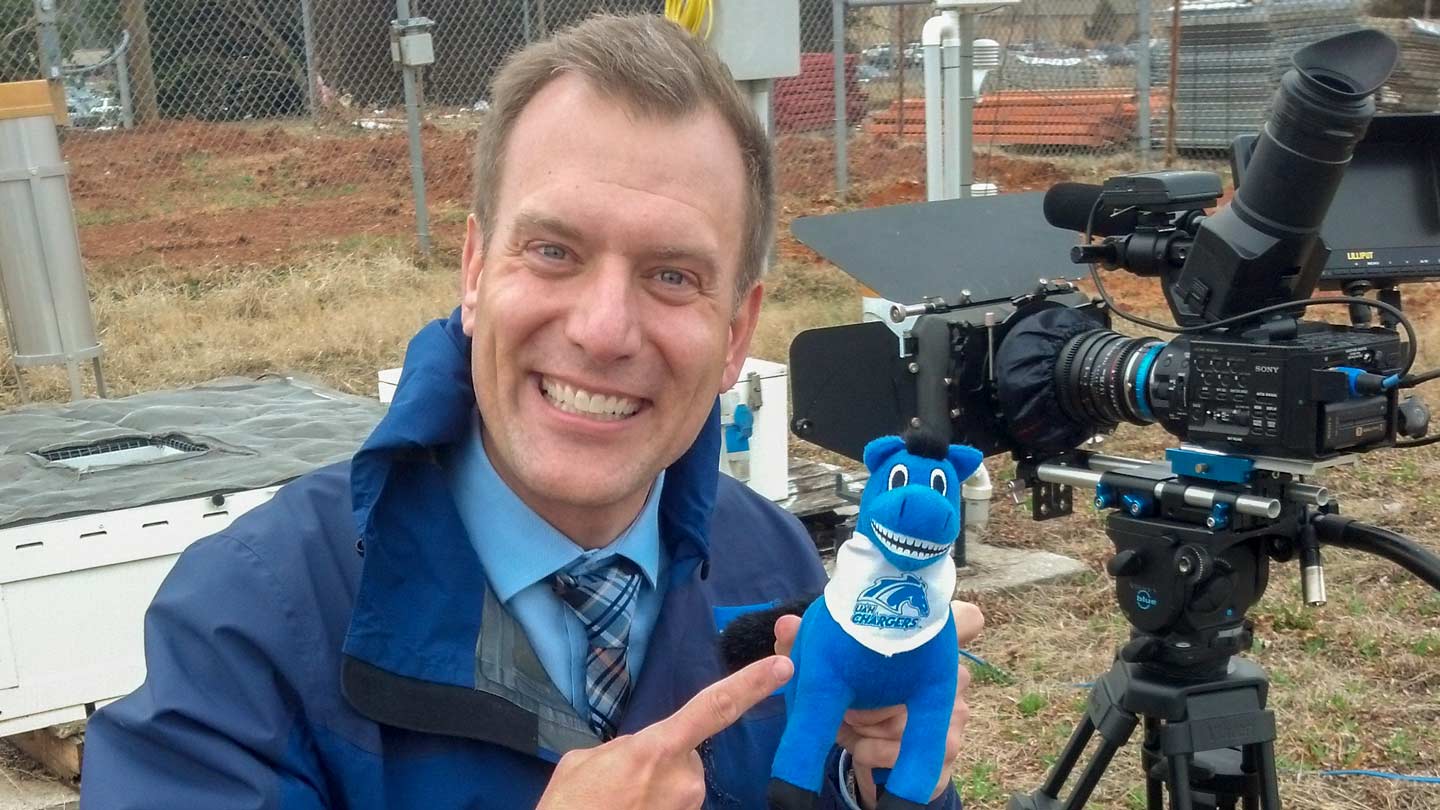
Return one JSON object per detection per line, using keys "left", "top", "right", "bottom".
{"left": 958, "top": 649, "right": 991, "bottom": 669}
{"left": 1319, "top": 769, "right": 1440, "bottom": 785}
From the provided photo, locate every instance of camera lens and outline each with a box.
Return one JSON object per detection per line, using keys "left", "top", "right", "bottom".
{"left": 1055, "top": 330, "right": 1165, "bottom": 431}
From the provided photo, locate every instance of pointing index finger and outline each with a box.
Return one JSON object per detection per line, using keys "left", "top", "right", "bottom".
{"left": 649, "top": 655, "right": 793, "bottom": 753}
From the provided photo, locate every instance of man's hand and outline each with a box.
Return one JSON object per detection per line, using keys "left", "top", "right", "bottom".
{"left": 537, "top": 655, "right": 794, "bottom": 810}
{"left": 774, "top": 601, "right": 984, "bottom": 809}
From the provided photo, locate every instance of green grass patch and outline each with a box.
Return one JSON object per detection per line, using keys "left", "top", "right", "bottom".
{"left": 1386, "top": 731, "right": 1418, "bottom": 765}
{"left": 968, "top": 662, "right": 1015, "bottom": 687}
{"left": 1411, "top": 634, "right": 1439, "bottom": 657}
{"left": 957, "top": 762, "right": 1005, "bottom": 804}
{"left": 335, "top": 233, "right": 412, "bottom": 255}
{"left": 75, "top": 207, "right": 149, "bottom": 227}
{"left": 1269, "top": 605, "right": 1317, "bottom": 632}
{"left": 1356, "top": 636, "right": 1383, "bottom": 660}
{"left": 1017, "top": 693, "right": 1047, "bottom": 717}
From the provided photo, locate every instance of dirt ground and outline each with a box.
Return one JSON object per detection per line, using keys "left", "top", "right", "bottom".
{"left": 7, "top": 122, "right": 1437, "bottom": 809}
{"left": 59, "top": 122, "right": 1081, "bottom": 270}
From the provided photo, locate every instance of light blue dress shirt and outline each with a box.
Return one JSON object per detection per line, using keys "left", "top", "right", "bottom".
{"left": 439, "top": 412, "right": 668, "bottom": 720}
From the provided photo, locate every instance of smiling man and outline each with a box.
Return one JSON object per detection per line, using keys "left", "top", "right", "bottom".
{"left": 79, "top": 14, "right": 979, "bottom": 810}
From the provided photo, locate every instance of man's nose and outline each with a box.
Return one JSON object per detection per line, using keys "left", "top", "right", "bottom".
{"left": 563, "top": 260, "right": 643, "bottom": 363}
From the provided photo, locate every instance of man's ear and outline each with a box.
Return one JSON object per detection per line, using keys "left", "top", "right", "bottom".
{"left": 718, "top": 281, "right": 764, "bottom": 392}
{"left": 947, "top": 444, "right": 985, "bottom": 482}
{"left": 460, "top": 213, "right": 485, "bottom": 337}
{"left": 862, "top": 435, "right": 906, "bottom": 474}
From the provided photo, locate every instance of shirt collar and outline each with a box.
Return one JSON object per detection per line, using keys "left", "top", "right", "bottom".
{"left": 440, "top": 410, "right": 663, "bottom": 603}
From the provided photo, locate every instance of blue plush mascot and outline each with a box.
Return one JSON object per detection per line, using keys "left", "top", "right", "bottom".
{"left": 768, "top": 430, "right": 984, "bottom": 810}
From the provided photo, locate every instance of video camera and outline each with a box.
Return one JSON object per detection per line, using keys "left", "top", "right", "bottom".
{"left": 792, "top": 30, "right": 1431, "bottom": 468}
{"left": 787, "top": 29, "right": 1440, "bottom": 810}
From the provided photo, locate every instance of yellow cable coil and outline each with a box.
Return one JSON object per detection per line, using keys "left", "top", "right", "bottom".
{"left": 665, "top": 0, "right": 713, "bottom": 38}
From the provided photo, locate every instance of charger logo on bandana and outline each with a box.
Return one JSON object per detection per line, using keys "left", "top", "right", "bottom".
{"left": 852, "top": 574, "right": 930, "bottom": 629}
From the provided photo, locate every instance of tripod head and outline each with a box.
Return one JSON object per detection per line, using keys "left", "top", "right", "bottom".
{"left": 1015, "top": 448, "right": 1333, "bottom": 679}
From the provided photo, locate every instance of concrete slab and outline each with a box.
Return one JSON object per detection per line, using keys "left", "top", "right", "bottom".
{"left": 793, "top": 460, "right": 1087, "bottom": 595}
{"left": 819, "top": 532, "right": 1088, "bottom": 595}
{"left": 954, "top": 540, "right": 1090, "bottom": 594}
{"left": 0, "top": 742, "right": 78, "bottom": 810}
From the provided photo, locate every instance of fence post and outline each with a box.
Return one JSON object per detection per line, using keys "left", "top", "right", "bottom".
{"left": 116, "top": 34, "right": 134, "bottom": 128}
{"left": 832, "top": 0, "right": 848, "bottom": 199}
{"left": 1165, "top": 0, "right": 1180, "bottom": 166}
{"left": 118, "top": 0, "right": 159, "bottom": 124}
{"left": 522, "top": 0, "right": 532, "bottom": 43}
{"left": 1136, "top": 0, "right": 1151, "bottom": 167}
{"left": 30, "top": 0, "right": 61, "bottom": 80}
{"left": 395, "top": 0, "right": 433, "bottom": 256}
{"left": 300, "top": 0, "right": 319, "bottom": 118}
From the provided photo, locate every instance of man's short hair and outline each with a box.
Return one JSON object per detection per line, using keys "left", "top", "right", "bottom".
{"left": 471, "top": 13, "right": 775, "bottom": 299}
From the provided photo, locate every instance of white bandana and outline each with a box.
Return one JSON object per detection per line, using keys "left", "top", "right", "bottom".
{"left": 823, "top": 533, "right": 955, "bottom": 656}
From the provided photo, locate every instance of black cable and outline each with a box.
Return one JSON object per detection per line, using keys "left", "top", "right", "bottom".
{"left": 1400, "top": 367, "right": 1440, "bottom": 389}
{"left": 1311, "top": 514, "right": 1440, "bottom": 592}
{"left": 1395, "top": 433, "right": 1440, "bottom": 449}
{"left": 1081, "top": 198, "right": 1420, "bottom": 379}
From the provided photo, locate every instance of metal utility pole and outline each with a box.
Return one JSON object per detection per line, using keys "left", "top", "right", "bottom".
{"left": 832, "top": 0, "right": 848, "bottom": 198}
{"left": 300, "top": 0, "right": 318, "bottom": 117}
{"left": 887, "top": 5, "right": 898, "bottom": 136}
{"left": 392, "top": 0, "right": 434, "bottom": 255}
{"left": 1137, "top": 0, "right": 1151, "bottom": 167}
{"left": 1165, "top": 0, "right": 1180, "bottom": 166}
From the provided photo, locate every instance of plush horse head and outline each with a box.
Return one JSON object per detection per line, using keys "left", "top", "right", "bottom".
{"left": 857, "top": 431, "right": 985, "bottom": 573}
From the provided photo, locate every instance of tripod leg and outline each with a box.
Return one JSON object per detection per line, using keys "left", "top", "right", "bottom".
{"left": 1167, "top": 753, "right": 1195, "bottom": 810}
{"left": 1241, "top": 744, "right": 1258, "bottom": 810}
{"left": 1058, "top": 715, "right": 1138, "bottom": 810}
{"left": 1253, "top": 741, "right": 1282, "bottom": 810}
{"left": 1037, "top": 713, "right": 1097, "bottom": 798}
{"left": 1144, "top": 718, "right": 1164, "bottom": 810}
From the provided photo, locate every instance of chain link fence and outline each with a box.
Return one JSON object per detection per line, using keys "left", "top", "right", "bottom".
{"left": 1, "top": 0, "right": 1436, "bottom": 265}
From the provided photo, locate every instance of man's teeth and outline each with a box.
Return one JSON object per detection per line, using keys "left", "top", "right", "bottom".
{"left": 870, "top": 520, "right": 949, "bottom": 559}
{"left": 541, "top": 378, "right": 641, "bottom": 421}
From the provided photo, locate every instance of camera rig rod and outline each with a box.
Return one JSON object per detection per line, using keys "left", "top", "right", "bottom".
{"left": 1031, "top": 458, "right": 1283, "bottom": 521}
{"left": 1083, "top": 453, "right": 1332, "bottom": 507}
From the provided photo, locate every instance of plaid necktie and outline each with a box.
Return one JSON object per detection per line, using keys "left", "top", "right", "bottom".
{"left": 553, "top": 558, "right": 643, "bottom": 740}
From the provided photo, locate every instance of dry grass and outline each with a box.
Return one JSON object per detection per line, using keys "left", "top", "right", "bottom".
{"left": 1, "top": 239, "right": 1438, "bottom": 810}
{"left": 0, "top": 247, "right": 459, "bottom": 407}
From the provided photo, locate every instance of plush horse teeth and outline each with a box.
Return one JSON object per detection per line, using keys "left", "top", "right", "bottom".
{"left": 870, "top": 520, "right": 948, "bottom": 558}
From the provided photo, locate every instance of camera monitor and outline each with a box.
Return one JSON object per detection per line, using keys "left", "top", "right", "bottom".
{"left": 1233, "top": 112, "right": 1440, "bottom": 288}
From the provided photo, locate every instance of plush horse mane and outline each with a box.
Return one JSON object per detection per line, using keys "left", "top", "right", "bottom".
{"left": 901, "top": 427, "right": 948, "bottom": 461}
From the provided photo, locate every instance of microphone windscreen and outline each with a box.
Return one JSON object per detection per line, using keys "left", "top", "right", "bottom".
{"left": 1043, "top": 183, "right": 1139, "bottom": 237}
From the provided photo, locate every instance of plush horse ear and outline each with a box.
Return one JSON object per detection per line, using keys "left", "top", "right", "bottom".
{"left": 946, "top": 444, "right": 985, "bottom": 482}
{"left": 862, "top": 435, "right": 907, "bottom": 473}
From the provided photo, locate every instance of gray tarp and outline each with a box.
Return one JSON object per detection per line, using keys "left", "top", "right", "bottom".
{"left": 0, "top": 376, "right": 385, "bottom": 529}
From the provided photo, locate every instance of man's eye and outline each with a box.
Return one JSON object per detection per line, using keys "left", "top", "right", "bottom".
{"left": 657, "top": 268, "right": 693, "bottom": 287}
{"left": 535, "top": 244, "right": 568, "bottom": 261}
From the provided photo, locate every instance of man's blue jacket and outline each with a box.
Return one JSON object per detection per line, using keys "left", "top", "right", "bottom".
{"left": 79, "top": 312, "right": 963, "bottom": 809}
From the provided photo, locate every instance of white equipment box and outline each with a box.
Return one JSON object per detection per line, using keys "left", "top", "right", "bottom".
{"left": 0, "top": 486, "right": 279, "bottom": 735}
{"left": 718, "top": 357, "right": 790, "bottom": 503}
{"left": 379, "top": 357, "right": 792, "bottom": 503}
{"left": 0, "top": 377, "right": 382, "bottom": 737}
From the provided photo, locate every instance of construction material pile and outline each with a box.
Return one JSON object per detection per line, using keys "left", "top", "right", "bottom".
{"left": 1152, "top": 0, "right": 1360, "bottom": 150}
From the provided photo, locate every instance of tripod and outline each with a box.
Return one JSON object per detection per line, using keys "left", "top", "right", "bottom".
{"left": 1009, "top": 453, "right": 1308, "bottom": 810}
{"left": 1011, "top": 654, "right": 1280, "bottom": 810}
{"left": 1007, "top": 448, "right": 1440, "bottom": 810}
